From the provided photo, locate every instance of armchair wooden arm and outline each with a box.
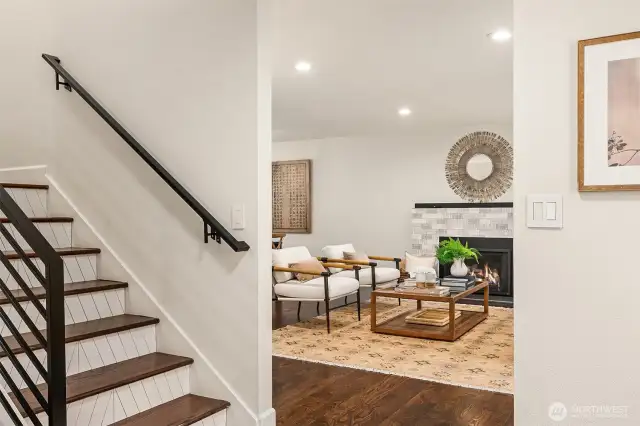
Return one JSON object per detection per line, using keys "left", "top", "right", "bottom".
{"left": 272, "top": 266, "right": 330, "bottom": 277}
{"left": 368, "top": 255, "right": 402, "bottom": 262}
{"left": 319, "top": 257, "right": 377, "bottom": 267}
{"left": 321, "top": 263, "right": 361, "bottom": 271}
{"left": 367, "top": 255, "right": 402, "bottom": 271}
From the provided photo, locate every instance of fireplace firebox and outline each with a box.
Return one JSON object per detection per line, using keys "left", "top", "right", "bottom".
{"left": 438, "top": 237, "right": 513, "bottom": 297}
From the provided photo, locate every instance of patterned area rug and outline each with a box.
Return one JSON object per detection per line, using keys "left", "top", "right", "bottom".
{"left": 273, "top": 298, "right": 513, "bottom": 393}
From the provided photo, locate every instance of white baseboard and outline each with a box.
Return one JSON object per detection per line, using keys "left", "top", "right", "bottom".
{"left": 0, "top": 165, "right": 48, "bottom": 184}
{"left": 45, "top": 173, "right": 264, "bottom": 425}
{"left": 0, "top": 164, "right": 47, "bottom": 172}
{"left": 258, "top": 408, "right": 276, "bottom": 426}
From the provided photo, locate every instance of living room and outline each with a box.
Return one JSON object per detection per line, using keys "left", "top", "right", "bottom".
{"left": 271, "top": 0, "right": 515, "bottom": 423}
{"left": 1, "top": 0, "right": 639, "bottom": 424}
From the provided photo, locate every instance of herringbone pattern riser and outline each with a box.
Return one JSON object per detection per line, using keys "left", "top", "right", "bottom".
{"left": 28, "top": 365, "right": 190, "bottom": 426}
{"left": 0, "top": 324, "right": 155, "bottom": 392}
{"left": 0, "top": 254, "right": 97, "bottom": 289}
{"left": 0, "top": 188, "right": 48, "bottom": 219}
{"left": 0, "top": 222, "right": 72, "bottom": 251}
{"left": 0, "top": 288, "right": 125, "bottom": 337}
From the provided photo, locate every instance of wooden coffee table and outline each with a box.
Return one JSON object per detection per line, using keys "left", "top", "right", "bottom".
{"left": 371, "top": 281, "right": 489, "bottom": 341}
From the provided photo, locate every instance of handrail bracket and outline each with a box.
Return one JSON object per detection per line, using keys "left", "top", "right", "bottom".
{"left": 51, "top": 55, "right": 72, "bottom": 92}
{"left": 55, "top": 72, "right": 72, "bottom": 92}
{"left": 204, "top": 222, "right": 222, "bottom": 244}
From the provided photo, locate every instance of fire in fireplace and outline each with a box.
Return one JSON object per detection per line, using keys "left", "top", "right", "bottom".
{"left": 439, "top": 237, "right": 513, "bottom": 297}
{"left": 468, "top": 255, "right": 502, "bottom": 289}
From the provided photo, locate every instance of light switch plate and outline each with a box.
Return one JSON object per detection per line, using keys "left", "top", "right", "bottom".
{"left": 231, "top": 204, "right": 245, "bottom": 230}
{"left": 527, "top": 194, "right": 563, "bottom": 228}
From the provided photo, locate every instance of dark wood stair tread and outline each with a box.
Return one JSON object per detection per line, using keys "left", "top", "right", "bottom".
{"left": 0, "top": 279, "right": 128, "bottom": 305}
{"left": 11, "top": 353, "right": 194, "bottom": 416}
{"left": 0, "top": 183, "right": 49, "bottom": 190}
{"left": 0, "top": 314, "right": 158, "bottom": 357}
{"left": 3, "top": 246, "right": 101, "bottom": 260}
{"left": 0, "top": 217, "right": 73, "bottom": 224}
{"left": 109, "top": 394, "right": 230, "bottom": 426}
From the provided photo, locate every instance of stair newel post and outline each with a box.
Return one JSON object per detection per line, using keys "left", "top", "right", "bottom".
{"left": 46, "top": 257, "right": 66, "bottom": 426}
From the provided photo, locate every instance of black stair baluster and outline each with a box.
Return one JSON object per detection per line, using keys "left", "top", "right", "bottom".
{"left": 0, "top": 185, "right": 66, "bottom": 425}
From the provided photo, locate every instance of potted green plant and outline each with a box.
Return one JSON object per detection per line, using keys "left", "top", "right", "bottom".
{"left": 436, "top": 238, "right": 480, "bottom": 277}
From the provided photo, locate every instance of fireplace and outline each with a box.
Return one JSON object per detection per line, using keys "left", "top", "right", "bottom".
{"left": 439, "top": 237, "right": 513, "bottom": 297}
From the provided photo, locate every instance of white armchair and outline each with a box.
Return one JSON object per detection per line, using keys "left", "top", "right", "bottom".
{"left": 320, "top": 244, "right": 401, "bottom": 290}
{"left": 272, "top": 246, "right": 361, "bottom": 333}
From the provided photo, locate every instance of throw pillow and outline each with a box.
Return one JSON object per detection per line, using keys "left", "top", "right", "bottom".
{"left": 289, "top": 258, "right": 327, "bottom": 282}
{"left": 405, "top": 252, "right": 438, "bottom": 275}
{"left": 343, "top": 251, "right": 371, "bottom": 268}
{"left": 320, "top": 244, "right": 356, "bottom": 273}
{"left": 273, "top": 246, "right": 314, "bottom": 283}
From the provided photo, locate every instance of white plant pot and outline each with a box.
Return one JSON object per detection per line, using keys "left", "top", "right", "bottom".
{"left": 450, "top": 258, "right": 469, "bottom": 277}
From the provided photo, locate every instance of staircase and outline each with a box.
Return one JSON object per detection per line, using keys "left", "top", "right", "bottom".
{"left": 0, "top": 183, "right": 229, "bottom": 425}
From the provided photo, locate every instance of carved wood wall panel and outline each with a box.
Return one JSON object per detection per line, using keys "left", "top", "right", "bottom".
{"left": 272, "top": 160, "right": 312, "bottom": 234}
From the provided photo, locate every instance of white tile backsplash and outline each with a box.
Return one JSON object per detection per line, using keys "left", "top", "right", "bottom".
{"left": 412, "top": 206, "right": 513, "bottom": 255}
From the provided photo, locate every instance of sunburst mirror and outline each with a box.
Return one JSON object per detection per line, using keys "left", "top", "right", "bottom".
{"left": 445, "top": 131, "right": 513, "bottom": 202}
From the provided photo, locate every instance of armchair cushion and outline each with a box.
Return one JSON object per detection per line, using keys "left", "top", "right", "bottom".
{"left": 335, "top": 267, "right": 400, "bottom": 286}
{"left": 321, "top": 243, "right": 356, "bottom": 273}
{"left": 289, "top": 258, "right": 327, "bottom": 282}
{"left": 273, "top": 246, "right": 314, "bottom": 283}
{"left": 274, "top": 276, "right": 359, "bottom": 299}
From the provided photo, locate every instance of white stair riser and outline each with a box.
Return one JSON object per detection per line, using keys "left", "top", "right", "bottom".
{"left": 0, "top": 222, "right": 72, "bottom": 250}
{"left": 0, "top": 288, "right": 125, "bottom": 337}
{"left": 192, "top": 411, "right": 227, "bottom": 426}
{"left": 0, "top": 188, "right": 48, "bottom": 218}
{"left": 0, "top": 254, "right": 97, "bottom": 289}
{"left": 0, "top": 324, "right": 156, "bottom": 392}
{"left": 29, "top": 365, "right": 190, "bottom": 426}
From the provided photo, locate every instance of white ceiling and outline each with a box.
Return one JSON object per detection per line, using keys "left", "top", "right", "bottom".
{"left": 272, "top": 0, "right": 513, "bottom": 142}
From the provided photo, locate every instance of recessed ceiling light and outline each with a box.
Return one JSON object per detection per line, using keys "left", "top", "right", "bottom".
{"left": 488, "top": 29, "right": 512, "bottom": 42}
{"left": 398, "top": 107, "right": 412, "bottom": 117}
{"left": 295, "top": 61, "right": 312, "bottom": 72}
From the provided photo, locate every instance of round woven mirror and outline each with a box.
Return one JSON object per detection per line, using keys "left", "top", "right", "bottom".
{"left": 445, "top": 131, "right": 513, "bottom": 202}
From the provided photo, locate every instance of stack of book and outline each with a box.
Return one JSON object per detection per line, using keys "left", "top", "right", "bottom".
{"left": 440, "top": 276, "right": 477, "bottom": 290}
{"left": 405, "top": 309, "right": 461, "bottom": 326}
{"left": 398, "top": 281, "right": 450, "bottom": 296}
{"left": 416, "top": 286, "right": 450, "bottom": 296}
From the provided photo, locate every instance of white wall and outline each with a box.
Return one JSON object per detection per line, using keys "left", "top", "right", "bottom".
{"left": 45, "top": 1, "right": 272, "bottom": 425}
{"left": 515, "top": 0, "right": 640, "bottom": 424}
{"left": 0, "top": 1, "right": 52, "bottom": 168}
{"left": 273, "top": 124, "right": 512, "bottom": 257}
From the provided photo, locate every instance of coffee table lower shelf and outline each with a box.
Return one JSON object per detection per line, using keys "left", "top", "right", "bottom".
{"left": 373, "top": 310, "right": 487, "bottom": 341}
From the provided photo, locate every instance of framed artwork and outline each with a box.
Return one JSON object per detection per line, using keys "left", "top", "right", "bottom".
{"left": 272, "top": 160, "right": 312, "bottom": 233}
{"left": 579, "top": 31, "right": 640, "bottom": 191}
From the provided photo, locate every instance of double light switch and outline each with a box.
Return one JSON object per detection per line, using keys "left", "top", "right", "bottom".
{"left": 526, "top": 194, "right": 563, "bottom": 229}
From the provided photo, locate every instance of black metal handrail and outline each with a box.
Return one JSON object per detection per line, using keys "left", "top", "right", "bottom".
{"left": 41, "top": 53, "right": 250, "bottom": 252}
{"left": 0, "top": 185, "right": 66, "bottom": 425}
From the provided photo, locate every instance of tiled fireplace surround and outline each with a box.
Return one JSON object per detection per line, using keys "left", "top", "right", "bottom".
{"left": 411, "top": 202, "right": 514, "bottom": 256}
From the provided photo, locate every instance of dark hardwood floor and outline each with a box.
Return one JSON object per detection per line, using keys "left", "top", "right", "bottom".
{"left": 272, "top": 296, "right": 514, "bottom": 426}
{"left": 273, "top": 357, "right": 514, "bottom": 426}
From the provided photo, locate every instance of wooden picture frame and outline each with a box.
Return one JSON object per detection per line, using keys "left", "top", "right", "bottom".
{"left": 272, "top": 160, "right": 312, "bottom": 234}
{"left": 579, "top": 30, "right": 640, "bottom": 191}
